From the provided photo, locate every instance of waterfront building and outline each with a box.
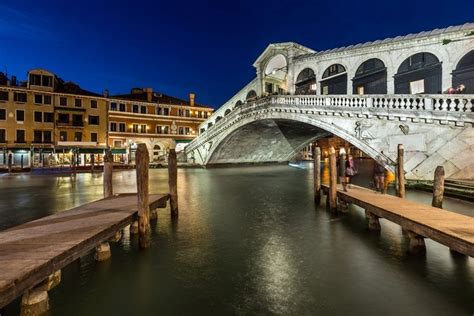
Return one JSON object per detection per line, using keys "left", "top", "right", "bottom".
{"left": 108, "top": 88, "right": 213, "bottom": 164}
{"left": 0, "top": 69, "right": 212, "bottom": 171}
{"left": 0, "top": 69, "right": 108, "bottom": 170}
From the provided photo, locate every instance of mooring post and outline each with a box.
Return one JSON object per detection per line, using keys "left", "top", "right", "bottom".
{"left": 90, "top": 153, "right": 95, "bottom": 173}
{"left": 432, "top": 166, "right": 445, "bottom": 209}
{"left": 103, "top": 149, "right": 113, "bottom": 198}
{"left": 397, "top": 144, "right": 405, "bottom": 198}
{"left": 328, "top": 147, "right": 338, "bottom": 212}
{"left": 168, "top": 142, "right": 179, "bottom": 217}
{"left": 136, "top": 143, "right": 150, "bottom": 248}
{"left": 313, "top": 146, "right": 321, "bottom": 205}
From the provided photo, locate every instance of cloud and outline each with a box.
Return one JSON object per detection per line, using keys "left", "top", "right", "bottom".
{"left": 0, "top": 4, "right": 56, "bottom": 41}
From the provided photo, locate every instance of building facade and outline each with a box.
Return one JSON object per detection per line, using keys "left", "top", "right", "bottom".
{"left": 0, "top": 70, "right": 213, "bottom": 171}
{"left": 0, "top": 69, "right": 108, "bottom": 170}
{"left": 108, "top": 88, "right": 213, "bottom": 164}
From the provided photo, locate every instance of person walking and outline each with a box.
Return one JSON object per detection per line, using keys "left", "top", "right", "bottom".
{"left": 373, "top": 156, "right": 385, "bottom": 193}
{"left": 343, "top": 155, "right": 357, "bottom": 191}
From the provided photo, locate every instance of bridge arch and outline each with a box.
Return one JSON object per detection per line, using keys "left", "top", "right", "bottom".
{"left": 394, "top": 52, "right": 442, "bottom": 94}
{"left": 204, "top": 111, "right": 394, "bottom": 171}
{"left": 246, "top": 90, "right": 257, "bottom": 101}
{"left": 295, "top": 68, "right": 317, "bottom": 95}
{"left": 235, "top": 100, "right": 243, "bottom": 108}
{"left": 352, "top": 58, "right": 387, "bottom": 94}
{"left": 320, "top": 64, "right": 347, "bottom": 95}
{"left": 452, "top": 50, "right": 474, "bottom": 93}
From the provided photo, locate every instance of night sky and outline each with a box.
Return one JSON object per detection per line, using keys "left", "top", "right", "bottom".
{"left": 0, "top": 0, "right": 472, "bottom": 108}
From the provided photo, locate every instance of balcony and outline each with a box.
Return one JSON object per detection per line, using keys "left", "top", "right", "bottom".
{"left": 56, "top": 121, "right": 84, "bottom": 127}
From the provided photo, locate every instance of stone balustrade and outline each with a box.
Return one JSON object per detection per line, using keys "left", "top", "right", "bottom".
{"left": 188, "top": 94, "right": 474, "bottom": 152}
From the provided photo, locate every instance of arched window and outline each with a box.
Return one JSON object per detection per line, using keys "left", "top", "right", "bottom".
{"left": 246, "top": 90, "right": 257, "bottom": 101}
{"left": 352, "top": 58, "right": 387, "bottom": 94}
{"left": 215, "top": 116, "right": 222, "bottom": 122}
{"left": 394, "top": 52, "right": 441, "bottom": 94}
{"left": 295, "top": 68, "right": 316, "bottom": 95}
{"left": 321, "top": 64, "right": 347, "bottom": 95}
{"left": 224, "top": 109, "right": 231, "bottom": 116}
{"left": 452, "top": 50, "right": 474, "bottom": 94}
{"left": 235, "top": 100, "right": 243, "bottom": 108}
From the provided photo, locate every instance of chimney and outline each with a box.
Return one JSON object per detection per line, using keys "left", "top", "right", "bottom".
{"left": 11, "top": 76, "right": 17, "bottom": 86}
{"left": 189, "top": 93, "right": 195, "bottom": 106}
{"left": 103, "top": 89, "right": 109, "bottom": 97}
{"left": 145, "top": 88, "right": 153, "bottom": 102}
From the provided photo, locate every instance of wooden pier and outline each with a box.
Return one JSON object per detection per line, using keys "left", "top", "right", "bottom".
{"left": 321, "top": 184, "right": 474, "bottom": 257}
{"left": 0, "top": 193, "right": 169, "bottom": 309}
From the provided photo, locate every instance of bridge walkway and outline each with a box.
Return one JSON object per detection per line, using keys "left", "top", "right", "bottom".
{"left": 0, "top": 193, "right": 169, "bottom": 308}
{"left": 321, "top": 184, "right": 474, "bottom": 257}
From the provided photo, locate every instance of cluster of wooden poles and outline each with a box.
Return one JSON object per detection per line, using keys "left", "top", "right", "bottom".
{"left": 96, "top": 143, "right": 178, "bottom": 260}
{"left": 313, "top": 144, "right": 445, "bottom": 211}
{"left": 313, "top": 144, "right": 447, "bottom": 254}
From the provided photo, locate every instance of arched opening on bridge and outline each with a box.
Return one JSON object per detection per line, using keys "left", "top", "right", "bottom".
{"left": 394, "top": 52, "right": 442, "bottom": 94}
{"left": 263, "top": 54, "right": 288, "bottom": 95}
{"left": 295, "top": 68, "right": 317, "bottom": 95}
{"left": 215, "top": 116, "right": 223, "bottom": 122}
{"left": 246, "top": 90, "right": 257, "bottom": 102}
{"left": 224, "top": 109, "right": 231, "bottom": 116}
{"left": 452, "top": 50, "right": 474, "bottom": 93}
{"left": 320, "top": 64, "right": 347, "bottom": 95}
{"left": 352, "top": 58, "right": 387, "bottom": 94}
{"left": 152, "top": 144, "right": 164, "bottom": 162}
{"left": 235, "top": 100, "right": 243, "bottom": 108}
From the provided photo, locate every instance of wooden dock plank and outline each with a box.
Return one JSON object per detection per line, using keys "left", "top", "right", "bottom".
{"left": 0, "top": 193, "right": 169, "bottom": 308}
{"left": 321, "top": 184, "right": 474, "bottom": 256}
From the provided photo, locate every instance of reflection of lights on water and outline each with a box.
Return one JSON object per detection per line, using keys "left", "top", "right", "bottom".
{"left": 257, "top": 235, "right": 296, "bottom": 314}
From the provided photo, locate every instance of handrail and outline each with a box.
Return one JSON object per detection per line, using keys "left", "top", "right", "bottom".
{"left": 187, "top": 94, "right": 474, "bottom": 151}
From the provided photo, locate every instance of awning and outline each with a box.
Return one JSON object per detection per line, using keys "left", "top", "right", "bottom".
{"left": 176, "top": 139, "right": 192, "bottom": 143}
{"left": 111, "top": 148, "right": 127, "bottom": 154}
{"left": 78, "top": 148, "right": 105, "bottom": 154}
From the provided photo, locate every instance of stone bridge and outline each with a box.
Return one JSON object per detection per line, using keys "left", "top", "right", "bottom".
{"left": 185, "top": 94, "right": 474, "bottom": 180}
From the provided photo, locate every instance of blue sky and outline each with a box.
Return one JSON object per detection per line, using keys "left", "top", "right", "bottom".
{"left": 0, "top": 0, "right": 472, "bottom": 108}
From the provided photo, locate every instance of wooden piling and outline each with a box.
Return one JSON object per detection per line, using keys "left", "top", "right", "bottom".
{"left": 313, "top": 146, "right": 321, "bottom": 205}
{"left": 103, "top": 149, "right": 113, "bottom": 198}
{"left": 432, "top": 166, "right": 445, "bottom": 209}
{"left": 328, "top": 147, "right": 337, "bottom": 212}
{"left": 136, "top": 144, "right": 150, "bottom": 248}
{"left": 168, "top": 143, "right": 179, "bottom": 217}
{"left": 90, "top": 154, "right": 95, "bottom": 173}
{"left": 397, "top": 144, "right": 405, "bottom": 198}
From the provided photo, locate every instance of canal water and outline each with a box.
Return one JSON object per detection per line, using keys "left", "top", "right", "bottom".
{"left": 1, "top": 162, "right": 473, "bottom": 315}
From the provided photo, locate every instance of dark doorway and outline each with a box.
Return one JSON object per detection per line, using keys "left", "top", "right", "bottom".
{"left": 295, "top": 68, "right": 316, "bottom": 95}
{"left": 452, "top": 50, "right": 474, "bottom": 93}
{"left": 352, "top": 58, "right": 387, "bottom": 94}
{"left": 320, "top": 64, "right": 347, "bottom": 95}
{"left": 394, "top": 52, "right": 442, "bottom": 94}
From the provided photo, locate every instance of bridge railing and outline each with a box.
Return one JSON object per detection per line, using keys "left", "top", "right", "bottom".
{"left": 187, "top": 94, "right": 474, "bottom": 152}
{"left": 271, "top": 94, "right": 474, "bottom": 113}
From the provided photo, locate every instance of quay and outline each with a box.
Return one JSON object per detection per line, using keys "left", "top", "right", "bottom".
{"left": 321, "top": 183, "right": 474, "bottom": 257}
